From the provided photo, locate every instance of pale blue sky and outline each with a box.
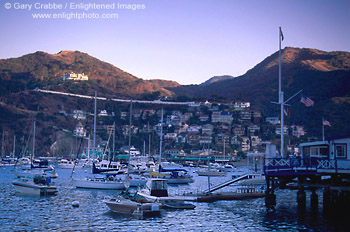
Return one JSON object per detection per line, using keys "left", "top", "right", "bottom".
{"left": 1, "top": 0, "right": 349, "bottom": 84}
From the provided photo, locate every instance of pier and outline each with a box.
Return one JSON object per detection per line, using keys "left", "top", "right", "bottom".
{"left": 264, "top": 135, "right": 350, "bottom": 213}
{"left": 182, "top": 173, "right": 265, "bottom": 202}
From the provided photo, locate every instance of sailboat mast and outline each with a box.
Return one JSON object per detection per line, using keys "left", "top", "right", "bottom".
{"left": 113, "top": 122, "right": 115, "bottom": 157}
{"left": 143, "top": 140, "right": 146, "bottom": 156}
{"left": 13, "top": 135, "right": 16, "bottom": 158}
{"left": 159, "top": 108, "right": 164, "bottom": 165}
{"left": 87, "top": 134, "right": 90, "bottom": 160}
{"left": 223, "top": 138, "right": 225, "bottom": 162}
{"left": 93, "top": 91, "right": 97, "bottom": 160}
{"left": 148, "top": 133, "right": 151, "bottom": 157}
{"left": 129, "top": 100, "right": 132, "bottom": 148}
{"left": 32, "top": 121, "right": 36, "bottom": 159}
{"left": 2, "top": 129, "right": 4, "bottom": 157}
{"left": 278, "top": 27, "right": 285, "bottom": 158}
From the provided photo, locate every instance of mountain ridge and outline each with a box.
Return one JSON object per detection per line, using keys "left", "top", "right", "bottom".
{"left": 0, "top": 50, "right": 180, "bottom": 98}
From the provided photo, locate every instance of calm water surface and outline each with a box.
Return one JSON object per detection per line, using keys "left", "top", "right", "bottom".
{"left": 0, "top": 166, "right": 347, "bottom": 231}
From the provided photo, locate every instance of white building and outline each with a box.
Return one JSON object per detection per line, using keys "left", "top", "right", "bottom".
{"left": 266, "top": 117, "right": 280, "bottom": 125}
{"left": 98, "top": 110, "right": 108, "bottom": 117}
{"left": 72, "top": 110, "right": 87, "bottom": 120}
{"left": 74, "top": 121, "right": 86, "bottom": 137}
{"left": 62, "top": 72, "right": 88, "bottom": 81}
{"left": 233, "top": 102, "right": 250, "bottom": 109}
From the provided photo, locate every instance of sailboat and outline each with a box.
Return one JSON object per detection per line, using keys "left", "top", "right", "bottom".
{"left": 12, "top": 121, "right": 58, "bottom": 195}
{"left": 147, "top": 109, "right": 194, "bottom": 184}
{"left": 72, "top": 92, "right": 125, "bottom": 190}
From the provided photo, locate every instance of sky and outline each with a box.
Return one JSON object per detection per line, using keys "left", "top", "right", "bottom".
{"left": 0, "top": 0, "right": 349, "bottom": 85}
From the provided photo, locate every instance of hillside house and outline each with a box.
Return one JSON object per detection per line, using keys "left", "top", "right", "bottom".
{"left": 252, "top": 111, "right": 262, "bottom": 124}
{"left": 199, "top": 136, "right": 212, "bottom": 144}
{"left": 164, "top": 133, "right": 178, "bottom": 140}
{"left": 166, "top": 115, "right": 181, "bottom": 126}
{"left": 98, "top": 110, "right": 108, "bottom": 117}
{"left": 72, "top": 110, "right": 87, "bottom": 120}
{"left": 231, "top": 101, "right": 251, "bottom": 109}
{"left": 74, "top": 121, "right": 86, "bottom": 137}
{"left": 248, "top": 125, "right": 260, "bottom": 134}
{"left": 122, "top": 125, "right": 138, "bottom": 137}
{"left": 120, "top": 112, "right": 128, "bottom": 120}
{"left": 217, "top": 124, "right": 231, "bottom": 134}
{"left": 291, "top": 125, "right": 306, "bottom": 138}
{"left": 187, "top": 125, "right": 201, "bottom": 134}
{"left": 106, "top": 125, "right": 115, "bottom": 135}
{"left": 212, "top": 111, "right": 233, "bottom": 124}
{"left": 202, "top": 124, "right": 214, "bottom": 136}
{"left": 174, "top": 123, "right": 189, "bottom": 134}
{"left": 62, "top": 72, "right": 88, "bottom": 81}
{"left": 250, "top": 135, "right": 261, "bottom": 148}
{"left": 132, "top": 109, "right": 143, "bottom": 119}
{"left": 142, "top": 109, "right": 155, "bottom": 120}
{"left": 266, "top": 117, "right": 280, "bottom": 125}
{"left": 199, "top": 114, "right": 209, "bottom": 122}
{"left": 176, "top": 134, "right": 187, "bottom": 144}
{"left": 215, "top": 134, "right": 230, "bottom": 146}
{"left": 241, "top": 136, "right": 251, "bottom": 152}
{"left": 187, "top": 134, "right": 200, "bottom": 146}
{"left": 232, "top": 124, "right": 246, "bottom": 136}
{"left": 239, "top": 110, "right": 251, "bottom": 122}
{"left": 231, "top": 136, "right": 241, "bottom": 146}
{"left": 139, "top": 124, "right": 154, "bottom": 133}
{"left": 275, "top": 125, "right": 288, "bottom": 135}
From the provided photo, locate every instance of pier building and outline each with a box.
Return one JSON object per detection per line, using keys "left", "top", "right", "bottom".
{"left": 264, "top": 135, "right": 350, "bottom": 212}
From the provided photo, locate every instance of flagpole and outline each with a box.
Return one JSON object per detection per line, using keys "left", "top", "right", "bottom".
{"left": 322, "top": 117, "right": 325, "bottom": 141}
{"left": 279, "top": 27, "right": 284, "bottom": 158}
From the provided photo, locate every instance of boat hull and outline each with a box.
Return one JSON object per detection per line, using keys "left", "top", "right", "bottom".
{"left": 196, "top": 171, "right": 226, "bottom": 177}
{"left": 104, "top": 198, "right": 160, "bottom": 217}
{"left": 72, "top": 178, "right": 125, "bottom": 190}
{"left": 166, "top": 177, "right": 194, "bottom": 184}
{"left": 12, "top": 180, "right": 57, "bottom": 196}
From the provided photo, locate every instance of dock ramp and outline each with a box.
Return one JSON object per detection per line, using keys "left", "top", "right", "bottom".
{"left": 203, "top": 174, "right": 261, "bottom": 194}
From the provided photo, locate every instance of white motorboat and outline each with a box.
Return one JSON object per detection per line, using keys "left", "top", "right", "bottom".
{"left": 12, "top": 175, "right": 57, "bottom": 196}
{"left": 103, "top": 197, "right": 160, "bottom": 217}
{"left": 15, "top": 166, "right": 58, "bottom": 179}
{"left": 146, "top": 164, "right": 194, "bottom": 184}
{"left": 196, "top": 168, "right": 226, "bottom": 176}
{"left": 72, "top": 174, "right": 125, "bottom": 190}
{"left": 135, "top": 179, "right": 196, "bottom": 209}
{"left": 57, "top": 159, "right": 76, "bottom": 169}
{"left": 223, "top": 164, "right": 235, "bottom": 172}
{"left": 16, "top": 157, "right": 31, "bottom": 167}
{"left": 147, "top": 171, "right": 194, "bottom": 184}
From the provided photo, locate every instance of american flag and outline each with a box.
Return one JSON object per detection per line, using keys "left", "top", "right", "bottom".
{"left": 323, "top": 119, "right": 331, "bottom": 127}
{"left": 300, "top": 94, "right": 314, "bottom": 107}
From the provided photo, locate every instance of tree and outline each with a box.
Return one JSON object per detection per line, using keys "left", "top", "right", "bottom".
{"left": 237, "top": 151, "right": 246, "bottom": 159}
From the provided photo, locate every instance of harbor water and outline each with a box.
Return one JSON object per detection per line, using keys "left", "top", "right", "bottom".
{"left": 0, "top": 166, "right": 347, "bottom": 231}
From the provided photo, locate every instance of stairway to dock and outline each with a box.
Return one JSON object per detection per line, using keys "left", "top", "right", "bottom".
{"left": 203, "top": 174, "right": 262, "bottom": 194}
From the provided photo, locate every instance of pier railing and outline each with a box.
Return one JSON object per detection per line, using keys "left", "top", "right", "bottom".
{"left": 264, "top": 157, "right": 350, "bottom": 176}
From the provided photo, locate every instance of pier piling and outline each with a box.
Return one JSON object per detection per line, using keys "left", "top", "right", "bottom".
{"left": 297, "top": 188, "right": 306, "bottom": 209}
{"left": 310, "top": 190, "right": 318, "bottom": 211}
